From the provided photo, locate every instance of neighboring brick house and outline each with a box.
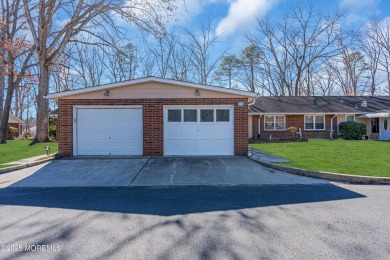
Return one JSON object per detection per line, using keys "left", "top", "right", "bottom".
{"left": 7, "top": 114, "right": 24, "bottom": 139}
{"left": 47, "top": 77, "right": 257, "bottom": 157}
{"left": 248, "top": 96, "right": 390, "bottom": 141}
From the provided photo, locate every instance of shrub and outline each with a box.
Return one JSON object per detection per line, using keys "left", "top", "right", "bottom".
{"left": 49, "top": 125, "right": 57, "bottom": 140}
{"left": 339, "top": 121, "right": 366, "bottom": 140}
{"left": 7, "top": 126, "right": 18, "bottom": 140}
{"left": 286, "top": 126, "right": 300, "bottom": 140}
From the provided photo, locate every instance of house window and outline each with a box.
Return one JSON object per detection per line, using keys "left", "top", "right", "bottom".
{"left": 200, "top": 109, "right": 214, "bottom": 122}
{"left": 305, "top": 115, "right": 325, "bottom": 130}
{"left": 371, "top": 118, "right": 379, "bottom": 134}
{"left": 346, "top": 115, "right": 355, "bottom": 122}
{"left": 264, "top": 115, "right": 285, "bottom": 130}
{"left": 216, "top": 109, "right": 230, "bottom": 122}
{"left": 184, "top": 109, "right": 197, "bottom": 122}
{"left": 168, "top": 109, "right": 181, "bottom": 122}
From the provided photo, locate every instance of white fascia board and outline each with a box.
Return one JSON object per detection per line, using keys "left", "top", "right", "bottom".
{"left": 9, "top": 114, "right": 25, "bottom": 123}
{"left": 46, "top": 77, "right": 258, "bottom": 99}
{"left": 248, "top": 112, "right": 360, "bottom": 115}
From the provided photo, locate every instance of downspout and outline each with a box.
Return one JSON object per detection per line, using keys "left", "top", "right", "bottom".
{"left": 258, "top": 115, "right": 262, "bottom": 138}
{"left": 248, "top": 98, "right": 258, "bottom": 138}
{"left": 248, "top": 98, "right": 256, "bottom": 106}
{"left": 330, "top": 114, "right": 337, "bottom": 139}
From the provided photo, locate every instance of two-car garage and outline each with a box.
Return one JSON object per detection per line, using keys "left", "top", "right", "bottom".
{"left": 73, "top": 105, "right": 234, "bottom": 156}
{"left": 49, "top": 77, "right": 256, "bottom": 157}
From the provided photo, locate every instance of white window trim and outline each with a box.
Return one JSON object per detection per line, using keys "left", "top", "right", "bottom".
{"left": 264, "top": 115, "right": 286, "bottom": 131}
{"left": 304, "top": 115, "right": 326, "bottom": 131}
{"left": 345, "top": 115, "right": 355, "bottom": 122}
{"left": 165, "top": 105, "right": 233, "bottom": 123}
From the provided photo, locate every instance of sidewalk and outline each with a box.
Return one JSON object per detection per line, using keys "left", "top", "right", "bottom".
{"left": 248, "top": 147, "right": 290, "bottom": 163}
{"left": 0, "top": 154, "right": 55, "bottom": 174}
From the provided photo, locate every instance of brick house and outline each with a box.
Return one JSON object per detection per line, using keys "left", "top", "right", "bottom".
{"left": 7, "top": 114, "right": 24, "bottom": 139}
{"left": 248, "top": 96, "right": 390, "bottom": 141}
{"left": 47, "top": 77, "right": 257, "bottom": 157}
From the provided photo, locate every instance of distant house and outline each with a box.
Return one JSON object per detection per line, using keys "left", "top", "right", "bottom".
{"left": 8, "top": 114, "right": 25, "bottom": 138}
{"left": 248, "top": 96, "right": 390, "bottom": 141}
{"left": 49, "top": 108, "right": 58, "bottom": 119}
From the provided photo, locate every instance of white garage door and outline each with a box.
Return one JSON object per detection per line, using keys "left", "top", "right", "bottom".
{"left": 74, "top": 107, "right": 142, "bottom": 156}
{"left": 164, "top": 106, "right": 234, "bottom": 155}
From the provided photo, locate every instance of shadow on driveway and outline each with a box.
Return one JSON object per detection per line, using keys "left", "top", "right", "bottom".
{"left": 0, "top": 185, "right": 365, "bottom": 216}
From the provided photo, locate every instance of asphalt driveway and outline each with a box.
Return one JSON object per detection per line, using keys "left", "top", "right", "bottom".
{"left": 3, "top": 157, "right": 327, "bottom": 188}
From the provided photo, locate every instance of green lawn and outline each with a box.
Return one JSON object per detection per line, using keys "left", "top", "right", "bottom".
{"left": 0, "top": 140, "right": 58, "bottom": 168}
{"left": 250, "top": 139, "right": 390, "bottom": 177}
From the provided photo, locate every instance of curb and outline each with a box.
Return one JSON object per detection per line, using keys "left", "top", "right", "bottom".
{"left": 249, "top": 156, "right": 390, "bottom": 185}
{"left": 0, "top": 157, "right": 55, "bottom": 175}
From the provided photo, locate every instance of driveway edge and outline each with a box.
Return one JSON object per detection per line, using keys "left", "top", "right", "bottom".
{"left": 249, "top": 156, "right": 390, "bottom": 185}
{"left": 0, "top": 157, "right": 55, "bottom": 175}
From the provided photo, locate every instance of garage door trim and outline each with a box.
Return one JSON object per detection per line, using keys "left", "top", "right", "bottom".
{"left": 163, "top": 105, "right": 234, "bottom": 156}
{"left": 73, "top": 105, "right": 143, "bottom": 156}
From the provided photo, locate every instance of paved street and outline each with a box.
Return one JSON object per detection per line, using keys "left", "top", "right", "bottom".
{"left": 0, "top": 184, "right": 389, "bottom": 259}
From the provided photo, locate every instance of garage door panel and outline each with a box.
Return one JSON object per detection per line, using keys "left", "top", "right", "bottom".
{"left": 182, "top": 124, "right": 198, "bottom": 138}
{"left": 215, "top": 125, "right": 231, "bottom": 139}
{"left": 181, "top": 139, "right": 198, "bottom": 155}
{"left": 214, "top": 140, "right": 232, "bottom": 155}
{"left": 76, "top": 108, "right": 142, "bottom": 156}
{"left": 165, "top": 124, "right": 182, "bottom": 139}
{"left": 165, "top": 139, "right": 182, "bottom": 155}
{"left": 198, "top": 125, "right": 215, "bottom": 139}
{"left": 198, "top": 140, "right": 215, "bottom": 155}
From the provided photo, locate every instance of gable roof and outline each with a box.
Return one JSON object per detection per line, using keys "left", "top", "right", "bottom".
{"left": 9, "top": 114, "right": 24, "bottom": 124}
{"left": 46, "top": 77, "right": 258, "bottom": 99}
{"left": 249, "top": 96, "right": 390, "bottom": 114}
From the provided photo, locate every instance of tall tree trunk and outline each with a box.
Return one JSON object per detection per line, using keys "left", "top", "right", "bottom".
{"left": 33, "top": 62, "right": 50, "bottom": 143}
{"left": 250, "top": 62, "right": 254, "bottom": 92}
{"left": 0, "top": 76, "right": 16, "bottom": 143}
{"left": 0, "top": 48, "right": 4, "bottom": 111}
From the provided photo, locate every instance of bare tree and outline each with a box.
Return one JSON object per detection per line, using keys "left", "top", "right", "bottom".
{"left": 169, "top": 40, "right": 194, "bottom": 82}
{"left": 365, "top": 19, "right": 390, "bottom": 95}
{"left": 0, "top": 0, "right": 35, "bottom": 143}
{"left": 51, "top": 50, "right": 83, "bottom": 93}
{"left": 329, "top": 35, "right": 369, "bottom": 96}
{"left": 106, "top": 42, "right": 139, "bottom": 82}
{"left": 73, "top": 42, "right": 106, "bottom": 87}
{"left": 249, "top": 1, "right": 343, "bottom": 96}
{"left": 23, "top": 0, "right": 176, "bottom": 143}
{"left": 147, "top": 34, "right": 176, "bottom": 79}
{"left": 361, "top": 24, "right": 382, "bottom": 95}
{"left": 184, "top": 22, "right": 227, "bottom": 85}
{"left": 313, "top": 63, "right": 337, "bottom": 95}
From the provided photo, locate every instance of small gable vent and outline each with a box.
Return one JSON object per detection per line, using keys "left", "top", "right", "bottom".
{"left": 361, "top": 101, "right": 367, "bottom": 107}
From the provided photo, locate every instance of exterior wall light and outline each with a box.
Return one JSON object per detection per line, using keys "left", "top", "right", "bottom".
{"left": 104, "top": 90, "right": 110, "bottom": 97}
{"left": 195, "top": 89, "right": 200, "bottom": 96}
{"left": 238, "top": 101, "right": 244, "bottom": 107}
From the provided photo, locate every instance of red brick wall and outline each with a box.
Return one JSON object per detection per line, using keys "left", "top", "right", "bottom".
{"left": 251, "top": 115, "right": 259, "bottom": 138}
{"left": 251, "top": 114, "right": 337, "bottom": 139}
{"left": 57, "top": 98, "right": 248, "bottom": 156}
